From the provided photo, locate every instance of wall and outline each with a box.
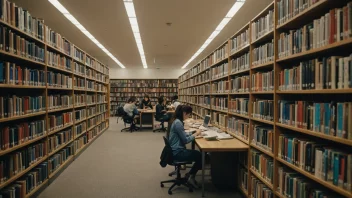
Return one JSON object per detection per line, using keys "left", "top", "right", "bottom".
{"left": 109, "top": 68, "right": 186, "bottom": 79}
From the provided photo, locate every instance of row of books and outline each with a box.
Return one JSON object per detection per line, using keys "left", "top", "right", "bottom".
{"left": 75, "top": 109, "right": 86, "bottom": 121}
{"left": 212, "top": 80, "right": 228, "bottom": 93}
{"left": 87, "top": 94, "right": 97, "bottom": 104}
{"left": 277, "top": 0, "right": 322, "bottom": 26}
{"left": 48, "top": 129, "right": 72, "bottom": 154}
{"left": 87, "top": 107, "right": 96, "bottom": 117}
{"left": 73, "top": 77, "right": 84, "bottom": 89}
{"left": 213, "top": 43, "right": 229, "bottom": 63}
{"left": 0, "top": 95, "right": 45, "bottom": 118}
{"left": 227, "top": 117, "right": 249, "bottom": 141}
{"left": 48, "top": 95, "right": 72, "bottom": 110}
{"left": 211, "top": 112, "right": 227, "bottom": 128}
{"left": 251, "top": 150, "right": 274, "bottom": 184}
{"left": 87, "top": 117, "right": 96, "bottom": 129}
{"left": 231, "top": 53, "right": 250, "bottom": 74}
{"left": 73, "top": 47, "right": 84, "bottom": 63}
{"left": 278, "top": 166, "right": 339, "bottom": 198}
{"left": 86, "top": 67, "right": 95, "bottom": 79}
{"left": 86, "top": 80, "right": 95, "bottom": 91}
{"left": 0, "top": 162, "right": 48, "bottom": 197}
{"left": 47, "top": 51, "right": 71, "bottom": 71}
{"left": 47, "top": 72, "right": 72, "bottom": 88}
{"left": 74, "top": 135, "right": 87, "bottom": 152}
{"left": 240, "top": 168, "right": 248, "bottom": 192}
{"left": 252, "top": 99, "right": 274, "bottom": 122}
{"left": 48, "top": 145, "right": 74, "bottom": 175}
{"left": 193, "top": 106, "right": 210, "bottom": 118}
{"left": 279, "top": 55, "right": 352, "bottom": 91}
{"left": 75, "top": 94, "right": 85, "bottom": 106}
{"left": 1, "top": 0, "right": 45, "bottom": 41}
{"left": 48, "top": 112, "right": 73, "bottom": 132}
{"left": 0, "top": 119, "right": 46, "bottom": 150}
{"left": 200, "top": 55, "right": 214, "bottom": 69}
{"left": 0, "top": 25, "right": 45, "bottom": 62}
{"left": 252, "top": 39, "right": 274, "bottom": 66}
{"left": 74, "top": 62, "right": 85, "bottom": 76}
{"left": 251, "top": 176, "right": 273, "bottom": 198}
{"left": 230, "top": 28, "right": 250, "bottom": 53}
{"left": 97, "top": 95, "right": 106, "bottom": 103}
{"left": 97, "top": 104, "right": 106, "bottom": 113}
{"left": 110, "top": 88, "right": 160, "bottom": 92}
{"left": 278, "top": 134, "right": 352, "bottom": 191}
{"left": 0, "top": 142, "right": 46, "bottom": 184}
{"left": 85, "top": 56, "right": 93, "bottom": 68}
{"left": 252, "top": 126, "right": 273, "bottom": 152}
{"left": 110, "top": 92, "right": 160, "bottom": 97}
{"left": 252, "top": 70, "right": 274, "bottom": 92}
{"left": 231, "top": 76, "right": 249, "bottom": 93}
{"left": 45, "top": 27, "right": 71, "bottom": 55}
{"left": 278, "top": 2, "right": 352, "bottom": 58}
{"left": 229, "top": 98, "right": 249, "bottom": 116}
{"left": 189, "top": 64, "right": 208, "bottom": 77}
{"left": 0, "top": 62, "right": 45, "bottom": 86}
{"left": 75, "top": 122, "right": 86, "bottom": 137}
{"left": 278, "top": 101, "right": 352, "bottom": 139}
{"left": 211, "top": 63, "right": 229, "bottom": 80}
{"left": 251, "top": 9, "right": 274, "bottom": 42}
{"left": 110, "top": 83, "right": 159, "bottom": 88}
{"left": 211, "top": 97, "right": 228, "bottom": 111}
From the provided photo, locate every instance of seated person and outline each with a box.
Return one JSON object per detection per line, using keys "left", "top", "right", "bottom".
{"left": 140, "top": 94, "right": 152, "bottom": 109}
{"left": 171, "top": 95, "right": 180, "bottom": 109}
{"left": 168, "top": 105, "right": 202, "bottom": 188}
{"left": 123, "top": 96, "right": 139, "bottom": 119}
{"left": 156, "top": 96, "right": 171, "bottom": 121}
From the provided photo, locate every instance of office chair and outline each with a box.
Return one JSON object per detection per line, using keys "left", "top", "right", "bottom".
{"left": 116, "top": 107, "right": 139, "bottom": 132}
{"left": 153, "top": 115, "right": 167, "bottom": 132}
{"left": 160, "top": 137, "right": 193, "bottom": 195}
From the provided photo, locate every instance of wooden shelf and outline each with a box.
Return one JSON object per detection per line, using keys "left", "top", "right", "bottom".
{"left": 277, "top": 38, "right": 352, "bottom": 62}
{"left": 0, "top": 84, "right": 46, "bottom": 89}
{"left": 87, "top": 115, "right": 96, "bottom": 120}
{"left": 74, "top": 104, "right": 86, "bottom": 108}
{"left": 75, "top": 131, "right": 87, "bottom": 140}
{"left": 228, "top": 132, "right": 249, "bottom": 145}
{"left": 0, "top": 134, "right": 47, "bottom": 157}
{"left": 250, "top": 168, "right": 273, "bottom": 190}
{"left": 47, "top": 64, "right": 73, "bottom": 74}
{"left": 228, "top": 112, "right": 249, "bottom": 119}
{"left": 276, "top": 89, "right": 352, "bottom": 94}
{"left": 210, "top": 93, "right": 229, "bottom": 95}
{"left": 0, "top": 111, "right": 46, "bottom": 123}
{"left": 24, "top": 179, "right": 49, "bottom": 198}
{"left": 230, "top": 68, "right": 250, "bottom": 76}
{"left": 211, "top": 75, "right": 229, "bottom": 82}
{"left": 0, "top": 49, "right": 46, "bottom": 66}
{"left": 251, "top": 91, "right": 274, "bottom": 94}
{"left": 74, "top": 118, "right": 86, "bottom": 125}
{"left": 48, "top": 106, "right": 73, "bottom": 113}
{"left": 48, "top": 87, "right": 72, "bottom": 90}
{"left": 250, "top": 143, "right": 274, "bottom": 158}
{"left": 251, "top": 61, "right": 274, "bottom": 70}
{"left": 73, "top": 72, "right": 86, "bottom": 78}
{"left": 229, "top": 92, "right": 250, "bottom": 95}
{"left": 209, "top": 56, "right": 228, "bottom": 68}
{"left": 48, "top": 123, "right": 74, "bottom": 136}
{"left": 0, "top": 156, "right": 48, "bottom": 189}
{"left": 211, "top": 108, "right": 228, "bottom": 114}
{"left": 230, "top": 44, "right": 250, "bottom": 57}
{"left": 251, "top": 117, "right": 274, "bottom": 125}
{"left": 73, "top": 58, "right": 85, "bottom": 65}
{"left": 48, "top": 156, "right": 74, "bottom": 178}
{"left": 48, "top": 139, "right": 74, "bottom": 157}
{"left": 87, "top": 103, "right": 96, "bottom": 107}
{"left": 239, "top": 187, "right": 248, "bottom": 197}
{"left": 74, "top": 88, "right": 86, "bottom": 91}
{"left": 251, "top": 30, "right": 274, "bottom": 45}
{"left": 46, "top": 44, "right": 72, "bottom": 58}
{"left": 86, "top": 76, "right": 96, "bottom": 81}
{"left": 277, "top": 158, "right": 352, "bottom": 198}
{"left": 276, "top": 123, "right": 352, "bottom": 147}
{"left": 87, "top": 126, "right": 95, "bottom": 131}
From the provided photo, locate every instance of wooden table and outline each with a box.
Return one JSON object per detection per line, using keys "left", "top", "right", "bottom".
{"left": 195, "top": 138, "right": 249, "bottom": 197}
{"left": 138, "top": 109, "right": 155, "bottom": 129}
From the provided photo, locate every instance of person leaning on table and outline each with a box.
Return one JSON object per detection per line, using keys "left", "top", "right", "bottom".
{"left": 168, "top": 105, "right": 202, "bottom": 188}
{"left": 123, "top": 96, "right": 139, "bottom": 122}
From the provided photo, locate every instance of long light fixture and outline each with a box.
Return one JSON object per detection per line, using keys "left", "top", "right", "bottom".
{"left": 181, "top": 0, "right": 246, "bottom": 69}
{"left": 48, "top": 0, "right": 126, "bottom": 68}
{"left": 124, "top": 0, "right": 147, "bottom": 68}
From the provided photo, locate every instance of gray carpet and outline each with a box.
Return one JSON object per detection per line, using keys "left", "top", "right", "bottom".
{"left": 38, "top": 118, "right": 242, "bottom": 198}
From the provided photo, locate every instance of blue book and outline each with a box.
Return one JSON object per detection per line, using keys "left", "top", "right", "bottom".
{"left": 9, "top": 64, "right": 13, "bottom": 84}
{"left": 15, "top": 67, "right": 18, "bottom": 84}
{"left": 337, "top": 103, "right": 343, "bottom": 138}
{"left": 288, "top": 138, "right": 293, "bottom": 163}
{"left": 315, "top": 103, "right": 320, "bottom": 132}
{"left": 324, "top": 103, "right": 330, "bottom": 134}
{"left": 333, "top": 153, "right": 340, "bottom": 186}
{"left": 0, "top": 62, "right": 3, "bottom": 83}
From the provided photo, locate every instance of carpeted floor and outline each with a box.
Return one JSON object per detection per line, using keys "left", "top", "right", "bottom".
{"left": 38, "top": 118, "right": 243, "bottom": 198}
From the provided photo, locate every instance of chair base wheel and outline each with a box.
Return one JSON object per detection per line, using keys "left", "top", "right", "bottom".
{"left": 160, "top": 183, "right": 164, "bottom": 187}
{"left": 168, "top": 191, "right": 172, "bottom": 195}
{"left": 189, "top": 188, "right": 193, "bottom": 192}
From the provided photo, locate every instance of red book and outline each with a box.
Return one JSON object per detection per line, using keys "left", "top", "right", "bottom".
{"left": 339, "top": 155, "right": 346, "bottom": 187}
{"left": 344, "top": 6, "right": 348, "bottom": 40}
{"left": 330, "top": 9, "right": 335, "bottom": 44}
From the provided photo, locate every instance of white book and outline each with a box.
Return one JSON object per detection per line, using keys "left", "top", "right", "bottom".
{"left": 331, "top": 56, "right": 338, "bottom": 89}
{"left": 337, "top": 9, "right": 342, "bottom": 42}
{"left": 338, "top": 58, "right": 344, "bottom": 89}
{"left": 344, "top": 57, "right": 350, "bottom": 89}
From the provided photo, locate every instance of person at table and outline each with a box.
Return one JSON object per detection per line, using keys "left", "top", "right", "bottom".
{"left": 171, "top": 95, "right": 180, "bottom": 109}
{"left": 140, "top": 94, "right": 152, "bottom": 109}
{"left": 156, "top": 96, "right": 171, "bottom": 121}
{"left": 168, "top": 105, "right": 202, "bottom": 188}
{"left": 123, "top": 96, "right": 139, "bottom": 119}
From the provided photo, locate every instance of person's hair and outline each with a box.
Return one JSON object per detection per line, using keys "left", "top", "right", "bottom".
{"left": 144, "top": 94, "right": 149, "bottom": 100}
{"left": 158, "top": 96, "right": 164, "bottom": 104}
{"left": 171, "top": 105, "right": 192, "bottom": 124}
{"left": 127, "top": 96, "right": 137, "bottom": 103}
{"left": 172, "top": 95, "right": 178, "bottom": 101}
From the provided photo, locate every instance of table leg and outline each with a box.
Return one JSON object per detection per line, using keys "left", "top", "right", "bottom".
{"left": 140, "top": 113, "right": 142, "bottom": 129}
{"left": 202, "top": 150, "right": 205, "bottom": 197}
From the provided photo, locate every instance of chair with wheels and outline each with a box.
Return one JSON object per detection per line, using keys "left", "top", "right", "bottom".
{"left": 153, "top": 116, "right": 167, "bottom": 132}
{"left": 116, "top": 106, "right": 140, "bottom": 132}
{"left": 160, "top": 136, "right": 193, "bottom": 195}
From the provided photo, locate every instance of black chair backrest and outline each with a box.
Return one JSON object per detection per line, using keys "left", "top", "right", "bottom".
{"left": 163, "top": 136, "right": 174, "bottom": 165}
{"left": 116, "top": 106, "right": 133, "bottom": 124}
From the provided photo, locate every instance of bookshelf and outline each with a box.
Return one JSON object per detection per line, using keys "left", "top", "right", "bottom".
{"left": 0, "top": 0, "right": 110, "bottom": 196}
{"left": 178, "top": 1, "right": 352, "bottom": 197}
{"left": 110, "top": 79, "right": 178, "bottom": 115}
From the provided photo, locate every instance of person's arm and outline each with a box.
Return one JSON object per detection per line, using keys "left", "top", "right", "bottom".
{"left": 133, "top": 104, "right": 139, "bottom": 114}
{"left": 174, "top": 121, "right": 194, "bottom": 144}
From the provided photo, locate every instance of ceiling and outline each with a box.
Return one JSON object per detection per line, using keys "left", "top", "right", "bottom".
{"left": 12, "top": 0, "right": 272, "bottom": 69}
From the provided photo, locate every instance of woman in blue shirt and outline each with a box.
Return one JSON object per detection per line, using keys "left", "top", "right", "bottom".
{"left": 169, "top": 105, "right": 201, "bottom": 188}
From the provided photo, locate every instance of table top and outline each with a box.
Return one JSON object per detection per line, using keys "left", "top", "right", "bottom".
{"left": 195, "top": 138, "right": 249, "bottom": 152}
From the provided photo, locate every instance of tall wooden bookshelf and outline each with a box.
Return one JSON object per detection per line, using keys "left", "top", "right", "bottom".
{"left": 179, "top": 1, "right": 352, "bottom": 197}
{"left": 110, "top": 79, "right": 178, "bottom": 115}
{"left": 0, "top": 0, "right": 110, "bottom": 196}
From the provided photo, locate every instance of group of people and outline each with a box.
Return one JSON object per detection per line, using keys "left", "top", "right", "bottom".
{"left": 122, "top": 95, "right": 202, "bottom": 188}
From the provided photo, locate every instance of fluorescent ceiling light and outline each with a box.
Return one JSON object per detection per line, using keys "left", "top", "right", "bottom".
{"left": 48, "top": 0, "right": 125, "bottom": 68}
{"left": 181, "top": 0, "right": 245, "bottom": 69}
{"left": 124, "top": 0, "right": 147, "bottom": 68}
